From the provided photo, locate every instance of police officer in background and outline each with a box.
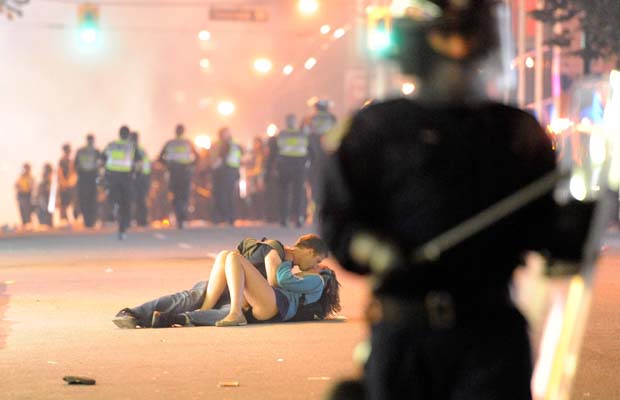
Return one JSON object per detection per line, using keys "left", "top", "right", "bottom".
{"left": 102, "top": 125, "right": 142, "bottom": 240}
{"left": 74, "top": 133, "right": 101, "bottom": 228}
{"left": 266, "top": 114, "right": 309, "bottom": 228}
{"left": 321, "top": 1, "right": 559, "bottom": 399}
{"left": 130, "top": 131, "right": 151, "bottom": 227}
{"left": 212, "top": 127, "right": 242, "bottom": 225}
{"left": 306, "top": 99, "right": 337, "bottom": 223}
{"left": 158, "top": 124, "right": 198, "bottom": 229}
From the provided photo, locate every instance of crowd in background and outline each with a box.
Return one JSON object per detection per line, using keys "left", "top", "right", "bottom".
{"left": 13, "top": 101, "right": 338, "bottom": 233}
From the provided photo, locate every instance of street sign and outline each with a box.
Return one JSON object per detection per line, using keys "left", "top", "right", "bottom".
{"left": 209, "top": 6, "right": 269, "bottom": 22}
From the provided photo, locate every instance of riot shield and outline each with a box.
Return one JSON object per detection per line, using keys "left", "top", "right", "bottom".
{"left": 514, "top": 70, "right": 620, "bottom": 400}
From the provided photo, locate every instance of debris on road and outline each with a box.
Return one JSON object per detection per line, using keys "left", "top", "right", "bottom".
{"left": 63, "top": 376, "right": 96, "bottom": 385}
{"left": 307, "top": 377, "right": 331, "bottom": 381}
{"left": 218, "top": 381, "right": 240, "bottom": 387}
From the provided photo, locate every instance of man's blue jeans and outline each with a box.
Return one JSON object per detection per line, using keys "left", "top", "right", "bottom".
{"left": 128, "top": 280, "right": 230, "bottom": 327}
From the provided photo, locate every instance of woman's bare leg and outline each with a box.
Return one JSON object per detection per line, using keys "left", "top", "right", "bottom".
{"left": 200, "top": 250, "right": 231, "bottom": 310}
{"left": 217, "top": 252, "right": 278, "bottom": 325}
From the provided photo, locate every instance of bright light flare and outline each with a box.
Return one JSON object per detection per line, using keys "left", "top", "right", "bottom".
{"left": 217, "top": 101, "right": 236, "bottom": 116}
{"left": 194, "top": 135, "right": 212, "bottom": 150}
{"left": 547, "top": 118, "right": 573, "bottom": 135}
{"left": 304, "top": 57, "right": 317, "bottom": 70}
{"left": 401, "top": 82, "right": 416, "bottom": 96}
{"left": 199, "top": 58, "right": 211, "bottom": 70}
{"left": 298, "top": 0, "right": 319, "bottom": 15}
{"left": 333, "top": 28, "right": 346, "bottom": 39}
{"left": 267, "top": 123, "right": 278, "bottom": 137}
{"left": 320, "top": 24, "right": 331, "bottom": 35}
{"left": 525, "top": 56, "right": 535, "bottom": 69}
{"left": 198, "top": 30, "right": 211, "bottom": 41}
{"left": 283, "top": 64, "right": 294, "bottom": 75}
{"left": 253, "top": 58, "right": 273, "bottom": 74}
{"left": 80, "top": 28, "right": 98, "bottom": 44}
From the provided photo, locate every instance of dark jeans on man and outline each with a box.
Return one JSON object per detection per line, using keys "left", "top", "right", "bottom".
{"left": 78, "top": 172, "right": 98, "bottom": 228}
{"left": 128, "top": 281, "right": 231, "bottom": 327}
{"left": 106, "top": 171, "right": 133, "bottom": 233}
{"left": 59, "top": 187, "right": 76, "bottom": 221}
{"left": 168, "top": 165, "right": 192, "bottom": 228}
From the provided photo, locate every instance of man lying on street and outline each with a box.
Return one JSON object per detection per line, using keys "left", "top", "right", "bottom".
{"left": 113, "top": 235, "right": 341, "bottom": 328}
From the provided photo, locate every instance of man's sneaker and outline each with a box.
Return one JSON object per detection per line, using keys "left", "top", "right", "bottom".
{"left": 113, "top": 309, "right": 138, "bottom": 329}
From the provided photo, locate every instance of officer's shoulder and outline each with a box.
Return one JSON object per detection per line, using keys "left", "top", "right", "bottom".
{"left": 355, "top": 97, "right": 418, "bottom": 118}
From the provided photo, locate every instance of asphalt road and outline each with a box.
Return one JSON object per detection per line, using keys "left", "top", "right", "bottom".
{"left": 0, "top": 224, "right": 619, "bottom": 399}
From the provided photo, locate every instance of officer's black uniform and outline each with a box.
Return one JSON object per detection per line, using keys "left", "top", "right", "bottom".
{"left": 102, "top": 127, "right": 141, "bottom": 239}
{"left": 158, "top": 127, "right": 198, "bottom": 229}
{"left": 307, "top": 106, "right": 336, "bottom": 220}
{"left": 130, "top": 132, "right": 151, "bottom": 227}
{"left": 320, "top": 2, "right": 557, "bottom": 399}
{"left": 74, "top": 138, "right": 100, "bottom": 228}
{"left": 267, "top": 127, "right": 309, "bottom": 227}
{"left": 212, "top": 137, "right": 242, "bottom": 225}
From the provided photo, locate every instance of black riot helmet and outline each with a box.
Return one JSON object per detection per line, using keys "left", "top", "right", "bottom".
{"left": 389, "top": 0, "right": 501, "bottom": 78}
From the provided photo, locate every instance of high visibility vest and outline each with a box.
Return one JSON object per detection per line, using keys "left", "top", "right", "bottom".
{"left": 225, "top": 142, "right": 242, "bottom": 168}
{"left": 105, "top": 140, "right": 135, "bottom": 172}
{"left": 310, "top": 111, "right": 336, "bottom": 136}
{"left": 76, "top": 147, "right": 99, "bottom": 171}
{"left": 277, "top": 129, "right": 309, "bottom": 158}
{"left": 163, "top": 138, "right": 195, "bottom": 165}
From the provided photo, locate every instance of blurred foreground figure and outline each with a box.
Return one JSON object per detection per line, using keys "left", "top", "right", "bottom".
{"left": 75, "top": 134, "right": 101, "bottom": 228}
{"left": 321, "top": 1, "right": 562, "bottom": 399}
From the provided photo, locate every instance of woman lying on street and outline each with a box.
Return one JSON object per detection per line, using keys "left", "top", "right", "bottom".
{"left": 112, "top": 234, "right": 342, "bottom": 328}
{"left": 198, "top": 247, "right": 341, "bottom": 326}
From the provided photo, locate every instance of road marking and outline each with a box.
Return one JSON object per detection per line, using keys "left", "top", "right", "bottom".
{"left": 178, "top": 243, "right": 192, "bottom": 249}
{"left": 153, "top": 233, "right": 167, "bottom": 240}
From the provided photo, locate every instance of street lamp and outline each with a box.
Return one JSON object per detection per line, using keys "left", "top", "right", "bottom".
{"left": 198, "top": 30, "right": 211, "bottom": 41}
{"left": 283, "top": 64, "right": 294, "bottom": 75}
{"left": 199, "top": 58, "right": 211, "bottom": 70}
{"left": 304, "top": 57, "right": 317, "bottom": 70}
{"left": 267, "top": 123, "right": 278, "bottom": 137}
{"left": 298, "top": 0, "right": 319, "bottom": 16}
{"left": 253, "top": 58, "right": 273, "bottom": 74}
{"left": 217, "top": 101, "right": 236, "bottom": 116}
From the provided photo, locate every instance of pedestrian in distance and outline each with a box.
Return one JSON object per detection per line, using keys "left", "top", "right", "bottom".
{"left": 130, "top": 131, "right": 151, "bottom": 227}
{"left": 57, "top": 143, "right": 78, "bottom": 225}
{"left": 35, "top": 163, "right": 54, "bottom": 228}
{"left": 266, "top": 114, "right": 310, "bottom": 228}
{"left": 15, "top": 162, "right": 35, "bottom": 230}
{"left": 74, "top": 133, "right": 101, "bottom": 228}
{"left": 211, "top": 127, "right": 242, "bottom": 226}
{"left": 158, "top": 124, "right": 199, "bottom": 229}
{"left": 101, "top": 125, "right": 142, "bottom": 240}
